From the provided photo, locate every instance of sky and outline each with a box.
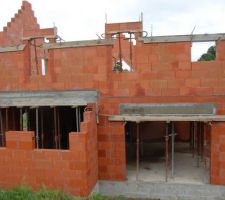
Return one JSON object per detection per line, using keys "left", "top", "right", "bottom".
{"left": 0, "top": 0, "right": 225, "bottom": 60}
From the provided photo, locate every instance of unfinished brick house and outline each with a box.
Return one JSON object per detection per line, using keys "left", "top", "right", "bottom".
{"left": 0, "top": 1, "right": 225, "bottom": 199}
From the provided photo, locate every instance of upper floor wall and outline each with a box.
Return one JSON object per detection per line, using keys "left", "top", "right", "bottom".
{"left": 0, "top": 1, "right": 224, "bottom": 99}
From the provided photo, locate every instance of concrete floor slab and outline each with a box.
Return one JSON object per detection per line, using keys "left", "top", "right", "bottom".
{"left": 127, "top": 152, "right": 209, "bottom": 184}
{"left": 99, "top": 181, "right": 225, "bottom": 200}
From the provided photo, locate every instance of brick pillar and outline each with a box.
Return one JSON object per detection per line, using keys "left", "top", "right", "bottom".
{"left": 98, "top": 119, "right": 126, "bottom": 181}
{"left": 68, "top": 110, "right": 98, "bottom": 196}
{"left": 211, "top": 122, "right": 225, "bottom": 185}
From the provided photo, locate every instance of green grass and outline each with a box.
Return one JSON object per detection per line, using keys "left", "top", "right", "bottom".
{"left": 0, "top": 185, "right": 77, "bottom": 200}
{"left": 88, "top": 193, "right": 127, "bottom": 200}
{"left": 0, "top": 186, "right": 129, "bottom": 200}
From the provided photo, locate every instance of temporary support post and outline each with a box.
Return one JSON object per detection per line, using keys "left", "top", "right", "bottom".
{"left": 136, "top": 122, "right": 140, "bottom": 181}
{"left": 26, "top": 108, "right": 29, "bottom": 131}
{"left": 57, "top": 109, "right": 61, "bottom": 149}
{"left": 53, "top": 107, "right": 58, "bottom": 149}
{"left": 28, "top": 109, "right": 31, "bottom": 131}
{"left": 201, "top": 123, "right": 204, "bottom": 161}
{"left": 78, "top": 107, "right": 80, "bottom": 132}
{"left": 190, "top": 122, "right": 193, "bottom": 150}
{"left": 76, "top": 107, "right": 79, "bottom": 132}
{"left": 197, "top": 122, "right": 200, "bottom": 168}
{"left": 41, "top": 109, "right": 44, "bottom": 148}
{"left": 165, "top": 121, "right": 169, "bottom": 182}
{"left": 171, "top": 122, "right": 175, "bottom": 178}
{"left": 5, "top": 108, "right": 8, "bottom": 132}
{"left": 0, "top": 109, "right": 4, "bottom": 146}
{"left": 193, "top": 122, "right": 196, "bottom": 158}
{"left": 204, "top": 122, "right": 210, "bottom": 169}
{"left": 20, "top": 108, "right": 23, "bottom": 131}
{"left": 12, "top": 109, "right": 15, "bottom": 130}
{"left": 140, "top": 131, "right": 144, "bottom": 156}
{"left": 36, "top": 107, "right": 39, "bottom": 149}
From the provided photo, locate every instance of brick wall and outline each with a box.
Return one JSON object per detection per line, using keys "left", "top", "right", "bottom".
{"left": 0, "top": 110, "right": 97, "bottom": 197}
{"left": 1, "top": 1, "right": 225, "bottom": 187}
{"left": 211, "top": 122, "right": 225, "bottom": 185}
{"left": 0, "top": 1, "right": 40, "bottom": 47}
{"left": 98, "top": 119, "right": 126, "bottom": 180}
{"left": 110, "top": 41, "right": 225, "bottom": 97}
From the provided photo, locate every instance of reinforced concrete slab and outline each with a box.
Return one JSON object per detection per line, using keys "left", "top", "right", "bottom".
{"left": 127, "top": 152, "right": 209, "bottom": 185}
{"left": 0, "top": 90, "right": 98, "bottom": 107}
{"left": 99, "top": 181, "right": 225, "bottom": 200}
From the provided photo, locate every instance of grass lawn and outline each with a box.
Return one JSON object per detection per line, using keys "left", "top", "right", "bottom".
{"left": 0, "top": 185, "right": 152, "bottom": 200}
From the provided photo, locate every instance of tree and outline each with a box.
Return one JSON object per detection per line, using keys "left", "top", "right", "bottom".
{"left": 198, "top": 45, "right": 216, "bottom": 61}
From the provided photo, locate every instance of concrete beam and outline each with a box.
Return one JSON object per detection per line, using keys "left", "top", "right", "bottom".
{"left": 120, "top": 103, "right": 216, "bottom": 115}
{"left": 44, "top": 39, "right": 114, "bottom": 50}
{"left": 0, "top": 90, "right": 98, "bottom": 107}
{"left": 0, "top": 44, "right": 26, "bottom": 53}
{"left": 140, "top": 33, "right": 225, "bottom": 43}
{"left": 108, "top": 115, "right": 225, "bottom": 122}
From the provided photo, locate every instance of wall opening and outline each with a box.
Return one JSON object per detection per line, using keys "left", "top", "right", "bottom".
{"left": 0, "top": 106, "right": 85, "bottom": 150}
{"left": 191, "top": 42, "right": 216, "bottom": 62}
{"left": 125, "top": 121, "right": 210, "bottom": 183}
{"left": 41, "top": 58, "right": 46, "bottom": 76}
{"left": 113, "top": 59, "right": 133, "bottom": 72}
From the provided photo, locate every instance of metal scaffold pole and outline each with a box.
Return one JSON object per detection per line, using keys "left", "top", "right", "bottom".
{"left": 0, "top": 109, "right": 4, "bottom": 146}
{"left": 171, "top": 122, "right": 175, "bottom": 178}
{"left": 136, "top": 122, "right": 140, "bottom": 181}
{"left": 36, "top": 107, "right": 39, "bottom": 149}
{"left": 76, "top": 107, "right": 79, "bottom": 132}
{"left": 165, "top": 122, "right": 169, "bottom": 182}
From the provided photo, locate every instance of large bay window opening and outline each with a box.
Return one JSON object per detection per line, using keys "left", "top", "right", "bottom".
{"left": 0, "top": 106, "right": 86, "bottom": 150}
{"left": 125, "top": 121, "right": 210, "bottom": 184}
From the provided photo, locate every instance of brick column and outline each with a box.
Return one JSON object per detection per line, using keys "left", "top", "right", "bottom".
{"left": 211, "top": 122, "right": 225, "bottom": 185}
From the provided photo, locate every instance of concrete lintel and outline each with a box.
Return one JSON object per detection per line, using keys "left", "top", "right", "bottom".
{"left": 44, "top": 39, "right": 114, "bottom": 50}
{"left": 0, "top": 44, "right": 26, "bottom": 53}
{"left": 0, "top": 90, "right": 98, "bottom": 107}
{"left": 140, "top": 33, "right": 225, "bottom": 43}
{"left": 108, "top": 115, "right": 225, "bottom": 122}
{"left": 120, "top": 103, "right": 216, "bottom": 115}
{"left": 22, "top": 35, "right": 57, "bottom": 41}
